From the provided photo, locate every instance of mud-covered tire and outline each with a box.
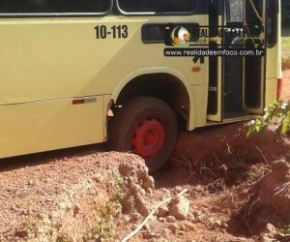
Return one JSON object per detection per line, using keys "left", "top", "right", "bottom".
{"left": 108, "top": 96, "right": 177, "bottom": 173}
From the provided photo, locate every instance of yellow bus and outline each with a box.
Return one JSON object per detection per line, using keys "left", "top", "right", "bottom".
{"left": 0, "top": 0, "right": 281, "bottom": 172}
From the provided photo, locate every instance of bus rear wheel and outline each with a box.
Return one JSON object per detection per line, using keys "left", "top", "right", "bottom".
{"left": 109, "top": 96, "right": 177, "bottom": 173}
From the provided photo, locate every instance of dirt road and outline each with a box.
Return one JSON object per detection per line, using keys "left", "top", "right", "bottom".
{"left": 0, "top": 70, "right": 290, "bottom": 241}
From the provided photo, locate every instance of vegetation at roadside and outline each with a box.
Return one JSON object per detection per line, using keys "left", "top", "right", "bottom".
{"left": 84, "top": 174, "right": 124, "bottom": 242}
{"left": 247, "top": 100, "right": 290, "bottom": 137}
{"left": 248, "top": 38, "right": 290, "bottom": 135}
{"left": 57, "top": 173, "right": 124, "bottom": 242}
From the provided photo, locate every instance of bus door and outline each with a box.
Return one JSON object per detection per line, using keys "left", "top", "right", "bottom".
{"left": 207, "top": 0, "right": 266, "bottom": 121}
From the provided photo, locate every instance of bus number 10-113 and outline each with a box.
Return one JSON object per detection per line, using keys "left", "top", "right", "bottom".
{"left": 95, "top": 25, "right": 128, "bottom": 39}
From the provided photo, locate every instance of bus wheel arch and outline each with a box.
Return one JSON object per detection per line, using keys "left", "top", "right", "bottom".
{"left": 110, "top": 73, "right": 191, "bottom": 129}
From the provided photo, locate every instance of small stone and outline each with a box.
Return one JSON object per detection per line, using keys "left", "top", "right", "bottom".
{"left": 158, "top": 217, "right": 166, "bottom": 223}
{"left": 213, "top": 220, "right": 222, "bottom": 228}
{"left": 265, "top": 223, "right": 277, "bottom": 235}
{"left": 175, "top": 186, "right": 183, "bottom": 192}
{"left": 131, "top": 212, "right": 141, "bottom": 222}
{"left": 166, "top": 215, "right": 177, "bottom": 223}
{"left": 143, "top": 231, "right": 157, "bottom": 239}
{"left": 180, "top": 224, "right": 187, "bottom": 231}
{"left": 194, "top": 185, "right": 204, "bottom": 192}
{"left": 124, "top": 215, "right": 131, "bottom": 222}
{"left": 168, "top": 194, "right": 190, "bottom": 220}
{"left": 156, "top": 206, "right": 169, "bottom": 218}
{"left": 168, "top": 224, "right": 178, "bottom": 234}
{"left": 131, "top": 224, "right": 138, "bottom": 230}
{"left": 208, "top": 218, "right": 222, "bottom": 229}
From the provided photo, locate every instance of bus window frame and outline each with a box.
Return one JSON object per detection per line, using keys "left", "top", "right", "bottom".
{"left": 0, "top": 0, "right": 113, "bottom": 18}
{"left": 116, "top": 0, "right": 204, "bottom": 16}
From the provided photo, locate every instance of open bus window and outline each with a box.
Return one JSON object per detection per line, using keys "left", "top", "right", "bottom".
{"left": 117, "top": 0, "right": 198, "bottom": 14}
{"left": 0, "top": 0, "right": 111, "bottom": 15}
{"left": 227, "top": 0, "right": 244, "bottom": 22}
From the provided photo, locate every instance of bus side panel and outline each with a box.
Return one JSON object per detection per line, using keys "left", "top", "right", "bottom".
{"left": 265, "top": 48, "right": 280, "bottom": 105}
{"left": 0, "top": 97, "right": 104, "bottom": 158}
{"left": 0, "top": 20, "right": 113, "bottom": 103}
{"left": 0, "top": 15, "right": 208, "bottom": 158}
{"left": 190, "top": 85, "right": 208, "bottom": 129}
{"left": 265, "top": 0, "right": 281, "bottom": 105}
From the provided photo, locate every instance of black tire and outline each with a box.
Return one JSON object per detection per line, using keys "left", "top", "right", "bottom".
{"left": 108, "top": 96, "right": 177, "bottom": 173}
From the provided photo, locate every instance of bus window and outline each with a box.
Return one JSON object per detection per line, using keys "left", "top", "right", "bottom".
{"left": 227, "top": 0, "right": 244, "bottom": 22}
{"left": 0, "top": 0, "right": 111, "bottom": 15}
{"left": 117, "top": 0, "right": 198, "bottom": 14}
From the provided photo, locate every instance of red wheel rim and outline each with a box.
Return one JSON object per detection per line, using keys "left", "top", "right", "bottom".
{"left": 132, "top": 118, "right": 165, "bottom": 158}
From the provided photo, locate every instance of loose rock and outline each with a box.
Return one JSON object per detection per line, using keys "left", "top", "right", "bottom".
{"left": 265, "top": 223, "right": 277, "bottom": 235}
{"left": 166, "top": 215, "right": 177, "bottom": 223}
{"left": 168, "top": 194, "right": 190, "bottom": 220}
{"left": 156, "top": 205, "right": 169, "bottom": 218}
